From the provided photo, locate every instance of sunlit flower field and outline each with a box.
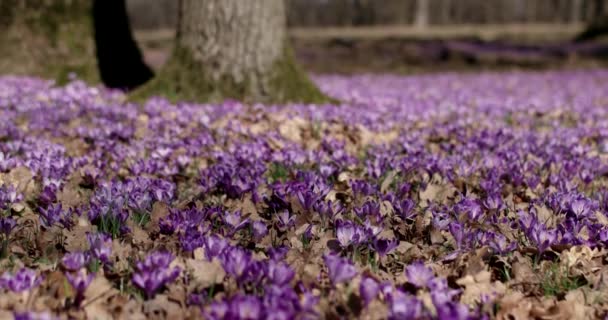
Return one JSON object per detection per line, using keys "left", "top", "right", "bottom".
{"left": 1, "top": 70, "right": 608, "bottom": 319}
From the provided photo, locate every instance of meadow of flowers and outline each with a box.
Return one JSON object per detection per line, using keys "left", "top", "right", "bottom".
{"left": 0, "top": 69, "right": 608, "bottom": 319}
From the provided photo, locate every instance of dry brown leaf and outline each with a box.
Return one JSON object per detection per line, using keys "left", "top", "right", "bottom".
{"left": 456, "top": 270, "right": 506, "bottom": 306}
{"left": 496, "top": 292, "right": 532, "bottom": 320}
{"left": 534, "top": 204, "right": 556, "bottom": 228}
{"left": 559, "top": 246, "right": 603, "bottom": 280}
{"left": 143, "top": 294, "right": 184, "bottom": 320}
{"left": 186, "top": 258, "right": 225, "bottom": 289}
{"left": 419, "top": 183, "right": 456, "bottom": 206}
{"left": 0, "top": 166, "right": 36, "bottom": 199}
{"left": 278, "top": 117, "right": 307, "bottom": 143}
{"left": 149, "top": 202, "right": 169, "bottom": 232}
{"left": 63, "top": 220, "right": 94, "bottom": 253}
{"left": 379, "top": 200, "right": 394, "bottom": 218}
{"left": 511, "top": 253, "right": 536, "bottom": 283}
{"left": 380, "top": 171, "right": 398, "bottom": 194}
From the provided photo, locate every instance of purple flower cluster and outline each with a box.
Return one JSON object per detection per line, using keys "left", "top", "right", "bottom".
{"left": 0, "top": 268, "right": 43, "bottom": 293}
{"left": 2, "top": 69, "right": 608, "bottom": 317}
{"left": 132, "top": 251, "right": 181, "bottom": 298}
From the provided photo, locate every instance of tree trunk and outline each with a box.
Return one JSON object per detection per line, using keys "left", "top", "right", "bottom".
{"left": 93, "top": 0, "right": 153, "bottom": 90}
{"left": 575, "top": 0, "right": 608, "bottom": 42}
{"left": 0, "top": 0, "right": 151, "bottom": 89}
{"left": 414, "top": 0, "right": 429, "bottom": 29}
{"left": 132, "top": 0, "right": 329, "bottom": 104}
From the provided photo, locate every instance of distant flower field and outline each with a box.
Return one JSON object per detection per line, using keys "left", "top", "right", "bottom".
{"left": 1, "top": 70, "right": 608, "bottom": 319}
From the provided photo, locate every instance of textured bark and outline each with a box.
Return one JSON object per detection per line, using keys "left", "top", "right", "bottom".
{"left": 133, "top": 0, "right": 330, "bottom": 104}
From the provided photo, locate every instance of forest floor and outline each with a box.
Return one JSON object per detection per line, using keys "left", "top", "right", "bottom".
{"left": 1, "top": 69, "right": 608, "bottom": 319}
{"left": 134, "top": 24, "right": 607, "bottom": 75}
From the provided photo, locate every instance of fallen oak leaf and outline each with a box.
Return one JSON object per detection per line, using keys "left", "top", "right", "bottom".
{"left": 456, "top": 270, "right": 506, "bottom": 306}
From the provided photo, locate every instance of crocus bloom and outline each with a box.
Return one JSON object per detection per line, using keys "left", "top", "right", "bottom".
{"left": 388, "top": 290, "right": 423, "bottom": 320}
{"left": 229, "top": 295, "right": 263, "bottom": 320}
{"left": 13, "top": 311, "right": 58, "bottom": 320}
{"left": 359, "top": 276, "right": 380, "bottom": 306}
{"left": 0, "top": 216, "right": 16, "bottom": 236}
{"left": 323, "top": 254, "right": 357, "bottom": 285}
{"left": 132, "top": 252, "right": 180, "bottom": 298}
{"left": 335, "top": 220, "right": 361, "bottom": 248}
{"left": 220, "top": 247, "right": 251, "bottom": 280}
{"left": 528, "top": 225, "right": 557, "bottom": 253}
{"left": 0, "top": 268, "right": 43, "bottom": 293}
{"left": 224, "top": 210, "right": 249, "bottom": 231}
{"left": 405, "top": 262, "right": 434, "bottom": 289}
{"left": 372, "top": 237, "right": 399, "bottom": 257}
{"left": 62, "top": 252, "right": 89, "bottom": 271}
{"left": 267, "top": 261, "right": 295, "bottom": 286}
{"left": 251, "top": 220, "right": 268, "bottom": 240}
{"left": 204, "top": 235, "right": 229, "bottom": 260}
{"left": 65, "top": 268, "right": 94, "bottom": 306}
{"left": 86, "top": 232, "right": 112, "bottom": 263}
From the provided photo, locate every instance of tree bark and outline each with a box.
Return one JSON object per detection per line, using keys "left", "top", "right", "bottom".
{"left": 93, "top": 0, "right": 153, "bottom": 90}
{"left": 132, "top": 0, "right": 330, "bottom": 104}
{"left": 414, "top": 0, "right": 429, "bottom": 29}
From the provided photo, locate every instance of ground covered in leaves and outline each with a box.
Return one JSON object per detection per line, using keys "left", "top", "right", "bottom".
{"left": 1, "top": 70, "right": 608, "bottom": 319}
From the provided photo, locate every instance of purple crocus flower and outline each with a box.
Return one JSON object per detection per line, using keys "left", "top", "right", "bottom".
{"left": 223, "top": 210, "right": 249, "bottom": 232}
{"left": 276, "top": 210, "right": 295, "bottom": 231}
{"left": 359, "top": 276, "right": 380, "bottom": 306}
{"left": 267, "top": 261, "right": 295, "bottom": 286}
{"left": 0, "top": 185, "right": 22, "bottom": 210}
{"left": 405, "top": 262, "right": 434, "bottom": 288}
{"left": 428, "top": 278, "right": 461, "bottom": 305}
{"left": 220, "top": 247, "right": 252, "bottom": 280}
{"left": 251, "top": 220, "right": 268, "bottom": 240}
{"left": 86, "top": 232, "right": 112, "bottom": 263}
{"left": 13, "top": 311, "right": 58, "bottom": 320}
{"left": 38, "top": 203, "right": 63, "bottom": 228}
{"left": 323, "top": 254, "right": 357, "bottom": 285}
{"left": 396, "top": 198, "right": 417, "bottom": 220}
{"left": 0, "top": 216, "right": 16, "bottom": 236}
{"left": 528, "top": 225, "right": 557, "bottom": 254}
{"left": 434, "top": 301, "right": 470, "bottom": 320}
{"left": 205, "top": 300, "right": 229, "bottom": 319}
{"left": 335, "top": 220, "right": 361, "bottom": 248}
{"left": 570, "top": 200, "right": 589, "bottom": 217}
{"left": 229, "top": 295, "right": 263, "bottom": 320}
{"left": 0, "top": 268, "right": 43, "bottom": 293}
{"left": 388, "top": 290, "right": 423, "bottom": 320}
{"left": 267, "top": 246, "right": 289, "bottom": 261}
{"left": 488, "top": 233, "right": 517, "bottom": 255}
{"left": 372, "top": 237, "right": 399, "bottom": 257}
{"left": 65, "top": 268, "right": 94, "bottom": 306}
{"left": 204, "top": 235, "right": 229, "bottom": 260}
{"left": 132, "top": 252, "right": 181, "bottom": 298}
{"left": 448, "top": 222, "right": 467, "bottom": 249}
{"left": 62, "top": 252, "right": 89, "bottom": 271}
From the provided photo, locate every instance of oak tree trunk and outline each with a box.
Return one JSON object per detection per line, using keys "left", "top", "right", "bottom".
{"left": 133, "top": 0, "right": 330, "bottom": 103}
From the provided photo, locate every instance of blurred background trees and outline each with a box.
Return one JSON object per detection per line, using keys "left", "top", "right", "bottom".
{"left": 126, "top": 0, "right": 605, "bottom": 29}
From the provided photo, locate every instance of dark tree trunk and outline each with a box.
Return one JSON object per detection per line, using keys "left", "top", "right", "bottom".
{"left": 133, "top": 0, "right": 329, "bottom": 104}
{"left": 575, "top": 0, "right": 608, "bottom": 42}
{"left": 0, "top": 0, "right": 151, "bottom": 90}
{"left": 93, "top": 0, "right": 153, "bottom": 90}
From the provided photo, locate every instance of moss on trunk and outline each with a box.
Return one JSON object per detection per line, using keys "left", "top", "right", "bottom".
{"left": 130, "top": 45, "right": 333, "bottom": 104}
